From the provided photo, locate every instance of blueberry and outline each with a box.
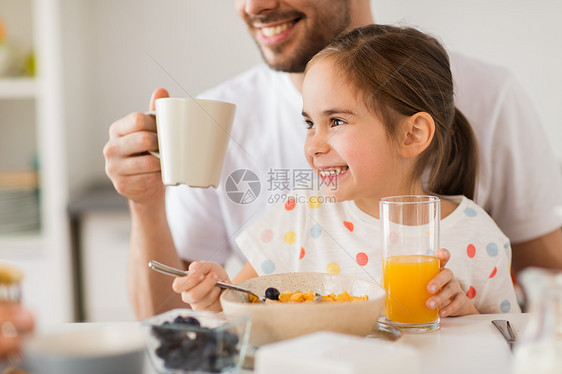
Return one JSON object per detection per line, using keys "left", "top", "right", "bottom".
{"left": 180, "top": 337, "right": 198, "bottom": 351}
{"left": 215, "top": 354, "right": 236, "bottom": 371}
{"left": 152, "top": 318, "right": 238, "bottom": 372}
{"left": 194, "top": 328, "right": 216, "bottom": 345}
{"left": 174, "top": 315, "right": 201, "bottom": 326}
{"left": 155, "top": 345, "right": 169, "bottom": 359}
{"left": 222, "top": 331, "right": 239, "bottom": 350}
{"left": 151, "top": 325, "right": 185, "bottom": 343}
{"left": 265, "top": 287, "right": 280, "bottom": 300}
{"left": 163, "top": 347, "right": 185, "bottom": 369}
{"left": 200, "top": 342, "right": 218, "bottom": 370}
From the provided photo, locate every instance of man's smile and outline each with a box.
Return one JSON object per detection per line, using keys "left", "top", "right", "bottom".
{"left": 254, "top": 19, "right": 300, "bottom": 45}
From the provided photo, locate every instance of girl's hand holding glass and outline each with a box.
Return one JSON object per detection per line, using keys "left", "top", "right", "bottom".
{"left": 171, "top": 261, "right": 230, "bottom": 312}
{"left": 426, "top": 252, "right": 479, "bottom": 318}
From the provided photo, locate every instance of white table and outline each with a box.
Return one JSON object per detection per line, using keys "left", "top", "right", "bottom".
{"left": 398, "top": 313, "right": 528, "bottom": 374}
{"left": 25, "top": 314, "right": 526, "bottom": 374}
{"left": 144, "top": 313, "right": 527, "bottom": 374}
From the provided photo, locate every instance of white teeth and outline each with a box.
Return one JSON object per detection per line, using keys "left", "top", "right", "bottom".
{"left": 319, "top": 167, "right": 349, "bottom": 177}
{"left": 261, "top": 22, "right": 290, "bottom": 37}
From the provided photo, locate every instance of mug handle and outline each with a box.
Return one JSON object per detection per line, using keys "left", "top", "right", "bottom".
{"left": 145, "top": 111, "right": 160, "bottom": 159}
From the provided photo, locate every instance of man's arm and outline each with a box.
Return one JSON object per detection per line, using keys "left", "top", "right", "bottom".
{"left": 104, "top": 88, "right": 188, "bottom": 319}
{"left": 511, "top": 228, "right": 562, "bottom": 275}
{"left": 127, "top": 199, "right": 186, "bottom": 319}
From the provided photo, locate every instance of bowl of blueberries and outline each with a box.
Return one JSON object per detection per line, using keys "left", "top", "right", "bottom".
{"left": 142, "top": 309, "right": 251, "bottom": 373}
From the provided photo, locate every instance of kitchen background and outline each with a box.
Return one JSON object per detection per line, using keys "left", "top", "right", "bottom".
{"left": 0, "top": 0, "right": 561, "bottom": 329}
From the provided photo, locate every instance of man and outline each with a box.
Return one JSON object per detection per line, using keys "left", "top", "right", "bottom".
{"left": 104, "top": 0, "right": 562, "bottom": 319}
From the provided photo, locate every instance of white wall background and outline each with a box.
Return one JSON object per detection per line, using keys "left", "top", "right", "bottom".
{"left": 372, "top": 0, "right": 562, "bottom": 163}
{"left": 62, "top": 0, "right": 261, "bottom": 197}
{"left": 62, "top": 0, "right": 562, "bottom": 197}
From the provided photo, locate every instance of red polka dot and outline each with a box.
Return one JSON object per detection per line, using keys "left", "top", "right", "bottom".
{"left": 467, "top": 244, "right": 476, "bottom": 258}
{"left": 466, "top": 286, "right": 476, "bottom": 299}
{"left": 299, "top": 247, "right": 305, "bottom": 260}
{"left": 489, "top": 267, "right": 497, "bottom": 278}
{"left": 285, "top": 197, "right": 296, "bottom": 211}
{"left": 356, "top": 252, "right": 368, "bottom": 266}
{"left": 343, "top": 221, "right": 354, "bottom": 232}
{"left": 260, "top": 229, "right": 273, "bottom": 242}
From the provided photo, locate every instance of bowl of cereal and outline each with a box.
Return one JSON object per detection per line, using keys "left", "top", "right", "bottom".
{"left": 220, "top": 272, "right": 385, "bottom": 346}
{"left": 142, "top": 309, "right": 251, "bottom": 373}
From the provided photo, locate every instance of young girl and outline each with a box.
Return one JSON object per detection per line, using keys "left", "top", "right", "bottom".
{"left": 172, "top": 24, "right": 520, "bottom": 317}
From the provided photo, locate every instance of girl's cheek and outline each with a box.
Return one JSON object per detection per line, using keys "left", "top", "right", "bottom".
{"left": 305, "top": 153, "right": 315, "bottom": 169}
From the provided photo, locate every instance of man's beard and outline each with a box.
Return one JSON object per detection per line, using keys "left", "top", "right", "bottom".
{"left": 254, "top": 31, "right": 338, "bottom": 73}
{"left": 249, "top": 4, "right": 351, "bottom": 73}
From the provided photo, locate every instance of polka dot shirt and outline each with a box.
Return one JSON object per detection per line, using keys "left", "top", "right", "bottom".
{"left": 236, "top": 191, "right": 521, "bottom": 314}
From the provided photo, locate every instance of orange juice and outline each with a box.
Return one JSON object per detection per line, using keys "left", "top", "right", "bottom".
{"left": 383, "top": 254, "right": 439, "bottom": 324}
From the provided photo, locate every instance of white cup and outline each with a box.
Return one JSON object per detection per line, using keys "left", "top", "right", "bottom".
{"left": 148, "top": 98, "right": 236, "bottom": 188}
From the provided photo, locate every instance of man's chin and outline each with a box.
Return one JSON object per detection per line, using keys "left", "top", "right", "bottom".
{"left": 266, "top": 61, "right": 306, "bottom": 73}
{"left": 258, "top": 46, "right": 308, "bottom": 73}
{"left": 262, "top": 55, "right": 306, "bottom": 73}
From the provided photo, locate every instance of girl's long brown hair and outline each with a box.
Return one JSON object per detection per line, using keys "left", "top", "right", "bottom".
{"left": 309, "top": 24, "right": 478, "bottom": 199}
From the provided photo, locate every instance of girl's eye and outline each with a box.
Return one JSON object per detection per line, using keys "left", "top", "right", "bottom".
{"left": 331, "top": 118, "right": 346, "bottom": 127}
{"left": 304, "top": 120, "right": 314, "bottom": 129}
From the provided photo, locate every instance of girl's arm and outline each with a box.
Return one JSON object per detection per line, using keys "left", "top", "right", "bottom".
{"left": 233, "top": 262, "right": 259, "bottom": 284}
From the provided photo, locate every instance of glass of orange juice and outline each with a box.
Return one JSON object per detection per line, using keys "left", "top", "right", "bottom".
{"left": 380, "top": 195, "right": 440, "bottom": 333}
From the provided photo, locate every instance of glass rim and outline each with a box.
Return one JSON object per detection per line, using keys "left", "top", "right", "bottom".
{"left": 379, "top": 195, "right": 440, "bottom": 205}
{"left": 142, "top": 308, "right": 251, "bottom": 332}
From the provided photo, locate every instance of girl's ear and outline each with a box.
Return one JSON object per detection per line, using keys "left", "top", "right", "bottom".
{"left": 401, "top": 112, "right": 435, "bottom": 158}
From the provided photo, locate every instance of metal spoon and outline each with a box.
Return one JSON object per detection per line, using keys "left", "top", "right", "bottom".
{"left": 148, "top": 260, "right": 266, "bottom": 303}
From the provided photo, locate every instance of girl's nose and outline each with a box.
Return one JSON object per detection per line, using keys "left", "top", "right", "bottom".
{"left": 243, "top": 0, "right": 279, "bottom": 16}
{"left": 305, "top": 131, "right": 331, "bottom": 158}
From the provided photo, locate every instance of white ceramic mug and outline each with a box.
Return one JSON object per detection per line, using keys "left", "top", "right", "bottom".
{"left": 147, "top": 98, "right": 236, "bottom": 188}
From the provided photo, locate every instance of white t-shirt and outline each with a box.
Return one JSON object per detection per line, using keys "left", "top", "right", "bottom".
{"left": 236, "top": 192, "right": 520, "bottom": 314}
{"left": 167, "top": 54, "right": 562, "bottom": 266}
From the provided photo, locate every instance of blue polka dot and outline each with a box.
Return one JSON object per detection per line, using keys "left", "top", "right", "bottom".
{"left": 464, "top": 207, "right": 477, "bottom": 217}
{"left": 261, "top": 260, "right": 275, "bottom": 274}
{"left": 486, "top": 242, "right": 499, "bottom": 257}
{"left": 500, "top": 299, "right": 511, "bottom": 313}
{"left": 425, "top": 248, "right": 433, "bottom": 256}
{"left": 504, "top": 241, "right": 510, "bottom": 249}
{"left": 310, "top": 224, "right": 322, "bottom": 239}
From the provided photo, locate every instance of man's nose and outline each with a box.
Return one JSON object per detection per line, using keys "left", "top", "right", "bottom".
{"left": 243, "top": 0, "right": 279, "bottom": 16}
